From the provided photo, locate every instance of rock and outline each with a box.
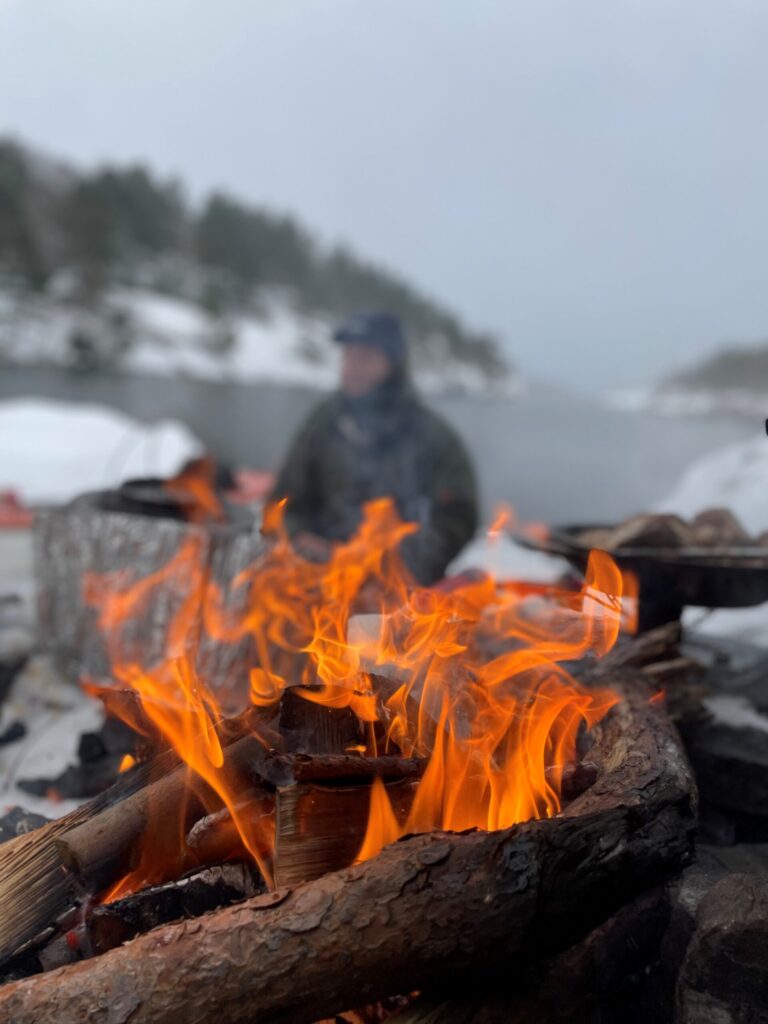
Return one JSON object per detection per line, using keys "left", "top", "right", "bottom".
{"left": 679, "top": 703, "right": 768, "bottom": 819}
{"left": 0, "top": 721, "right": 26, "bottom": 747}
{"left": 606, "top": 514, "right": 696, "bottom": 550}
{"left": 676, "top": 873, "right": 768, "bottom": 1023}
{"left": 691, "top": 508, "right": 751, "bottom": 547}
{"left": 0, "top": 807, "right": 51, "bottom": 846}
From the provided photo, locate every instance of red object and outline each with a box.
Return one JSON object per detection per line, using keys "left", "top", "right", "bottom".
{"left": 225, "top": 469, "right": 276, "bottom": 505}
{"left": 0, "top": 491, "right": 33, "bottom": 528}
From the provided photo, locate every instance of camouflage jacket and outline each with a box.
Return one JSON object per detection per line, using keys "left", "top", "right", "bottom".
{"left": 271, "top": 385, "right": 478, "bottom": 584}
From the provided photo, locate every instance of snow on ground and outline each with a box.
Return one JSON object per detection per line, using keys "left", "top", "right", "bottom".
{"left": 449, "top": 532, "right": 567, "bottom": 582}
{"left": 0, "top": 654, "right": 103, "bottom": 820}
{"left": 658, "top": 432, "right": 768, "bottom": 644}
{"left": 0, "top": 398, "right": 201, "bottom": 505}
{"left": 605, "top": 385, "right": 768, "bottom": 418}
{"left": 654, "top": 431, "right": 768, "bottom": 535}
{"left": 682, "top": 604, "right": 768, "bottom": 646}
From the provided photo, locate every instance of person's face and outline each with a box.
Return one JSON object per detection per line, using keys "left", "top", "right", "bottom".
{"left": 340, "top": 343, "right": 392, "bottom": 397}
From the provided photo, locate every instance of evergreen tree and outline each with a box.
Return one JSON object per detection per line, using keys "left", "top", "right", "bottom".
{"left": 0, "top": 142, "right": 48, "bottom": 288}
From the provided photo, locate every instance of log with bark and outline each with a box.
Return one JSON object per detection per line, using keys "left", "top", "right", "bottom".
{"left": 0, "top": 673, "right": 697, "bottom": 1024}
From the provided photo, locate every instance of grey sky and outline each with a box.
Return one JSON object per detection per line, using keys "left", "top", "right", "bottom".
{"left": 2, "top": 0, "right": 768, "bottom": 391}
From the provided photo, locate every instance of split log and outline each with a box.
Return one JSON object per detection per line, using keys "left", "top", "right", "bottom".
{"left": 87, "top": 862, "right": 264, "bottom": 958}
{"left": 0, "top": 674, "right": 696, "bottom": 1024}
{"left": 187, "top": 755, "right": 428, "bottom": 879}
{"left": 274, "top": 779, "right": 417, "bottom": 887}
{"left": 0, "top": 747, "right": 186, "bottom": 967}
{"left": 279, "top": 686, "right": 365, "bottom": 753}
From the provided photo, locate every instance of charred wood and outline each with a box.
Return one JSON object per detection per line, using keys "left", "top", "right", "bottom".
{"left": 0, "top": 863, "right": 264, "bottom": 986}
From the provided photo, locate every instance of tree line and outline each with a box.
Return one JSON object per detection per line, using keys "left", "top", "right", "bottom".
{"left": 0, "top": 139, "right": 506, "bottom": 377}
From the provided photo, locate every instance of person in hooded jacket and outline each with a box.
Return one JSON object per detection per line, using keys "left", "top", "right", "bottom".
{"left": 270, "top": 311, "right": 478, "bottom": 585}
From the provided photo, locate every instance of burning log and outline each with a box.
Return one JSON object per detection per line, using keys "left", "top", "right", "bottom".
{"left": 0, "top": 734, "right": 266, "bottom": 965}
{"left": 57, "top": 742, "right": 428, "bottom": 894}
{"left": 38, "top": 861, "right": 263, "bottom": 970}
{"left": 279, "top": 685, "right": 366, "bottom": 753}
{"left": 285, "top": 752, "right": 426, "bottom": 784}
{"left": 86, "top": 862, "right": 264, "bottom": 956}
{"left": 54, "top": 757, "right": 215, "bottom": 891}
{"left": 273, "top": 779, "right": 418, "bottom": 887}
{"left": 186, "top": 755, "right": 428, "bottom": 878}
{"left": 0, "top": 676, "right": 696, "bottom": 1024}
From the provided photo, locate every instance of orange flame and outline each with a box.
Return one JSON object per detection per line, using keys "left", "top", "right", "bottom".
{"left": 488, "top": 502, "right": 516, "bottom": 536}
{"left": 84, "top": 498, "right": 634, "bottom": 897}
{"left": 164, "top": 456, "right": 226, "bottom": 524}
{"left": 118, "top": 754, "right": 135, "bottom": 773}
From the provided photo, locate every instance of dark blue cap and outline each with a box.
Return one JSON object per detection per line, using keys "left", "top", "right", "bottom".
{"left": 333, "top": 311, "right": 407, "bottom": 367}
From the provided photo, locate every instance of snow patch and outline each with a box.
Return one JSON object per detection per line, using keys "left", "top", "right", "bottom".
{"left": 0, "top": 398, "right": 201, "bottom": 504}
{"left": 703, "top": 694, "right": 768, "bottom": 735}
{"left": 654, "top": 432, "right": 768, "bottom": 535}
{"left": 449, "top": 533, "right": 568, "bottom": 582}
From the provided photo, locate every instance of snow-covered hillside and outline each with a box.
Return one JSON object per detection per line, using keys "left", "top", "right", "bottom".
{"left": 0, "top": 286, "right": 520, "bottom": 397}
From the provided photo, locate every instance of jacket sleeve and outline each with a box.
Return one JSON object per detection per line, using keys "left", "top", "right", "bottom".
{"left": 269, "top": 407, "right": 324, "bottom": 536}
{"left": 400, "top": 418, "right": 479, "bottom": 584}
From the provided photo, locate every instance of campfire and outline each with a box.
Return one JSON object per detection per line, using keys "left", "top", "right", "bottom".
{"left": 0, "top": 497, "right": 695, "bottom": 1023}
